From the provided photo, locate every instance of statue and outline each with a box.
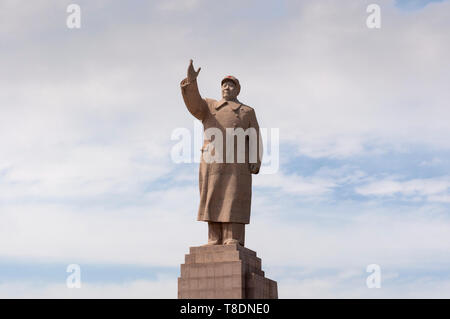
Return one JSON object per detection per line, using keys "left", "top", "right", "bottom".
{"left": 180, "top": 59, "right": 263, "bottom": 247}
{"left": 178, "top": 64, "right": 277, "bottom": 299}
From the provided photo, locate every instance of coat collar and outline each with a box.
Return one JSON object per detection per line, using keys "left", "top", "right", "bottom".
{"left": 215, "top": 99, "right": 242, "bottom": 111}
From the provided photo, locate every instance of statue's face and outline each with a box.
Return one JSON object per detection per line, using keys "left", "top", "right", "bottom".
{"left": 221, "top": 80, "right": 238, "bottom": 100}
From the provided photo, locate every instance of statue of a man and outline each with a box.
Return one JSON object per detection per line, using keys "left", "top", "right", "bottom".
{"left": 180, "top": 59, "right": 263, "bottom": 247}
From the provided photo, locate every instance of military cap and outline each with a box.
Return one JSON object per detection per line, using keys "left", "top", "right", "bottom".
{"left": 221, "top": 75, "right": 241, "bottom": 94}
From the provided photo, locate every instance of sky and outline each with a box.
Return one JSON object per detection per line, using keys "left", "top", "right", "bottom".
{"left": 0, "top": 0, "right": 449, "bottom": 298}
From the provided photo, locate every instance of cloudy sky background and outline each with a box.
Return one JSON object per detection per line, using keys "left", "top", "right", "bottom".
{"left": 0, "top": 0, "right": 449, "bottom": 298}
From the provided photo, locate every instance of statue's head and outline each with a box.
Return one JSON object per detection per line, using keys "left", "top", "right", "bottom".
{"left": 221, "top": 76, "right": 240, "bottom": 101}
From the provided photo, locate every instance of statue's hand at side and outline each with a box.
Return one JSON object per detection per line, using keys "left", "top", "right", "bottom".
{"left": 187, "top": 59, "right": 201, "bottom": 83}
{"left": 249, "top": 163, "right": 260, "bottom": 174}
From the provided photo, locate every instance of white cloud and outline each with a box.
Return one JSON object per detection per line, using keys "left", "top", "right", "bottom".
{"left": 2, "top": 0, "right": 450, "bottom": 162}
{"left": 0, "top": 141, "right": 170, "bottom": 201}
{"left": 0, "top": 187, "right": 205, "bottom": 266}
{"left": 355, "top": 177, "right": 450, "bottom": 200}
{"left": 252, "top": 0, "right": 450, "bottom": 158}
{"left": 157, "top": 0, "right": 202, "bottom": 12}
{"left": 278, "top": 269, "right": 450, "bottom": 298}
{"left": 0, "top": 277, "right": 176, "bottom": 299}
{"left": 1, "top": 0, "right": 450, "bottom": 298}
{"left": 254, "top": 171, "right": 337, "bottom": 196}
{"left": 253, "top": 164, "right": 368, "bottom": 199}
{"left": 247, "top": 203, "right": 450, "bottom": 271}
{"left": 420, "top": 157, "right": 444, "bottom": 166}
{"left": 428, "top": 194, "right": 450, "bottom": 203}
{"left": 4, "top": 267, "right": 450, "bottom": 298}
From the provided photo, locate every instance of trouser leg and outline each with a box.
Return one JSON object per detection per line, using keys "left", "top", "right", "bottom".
{"left": 222, "top": 223, "right": 245, "bottom": 246}
{"left": 206, "top": 221, "right": 222, "bottom": 245}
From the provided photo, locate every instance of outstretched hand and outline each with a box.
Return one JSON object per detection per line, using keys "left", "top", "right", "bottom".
{"left": 187, "top": 59, "right": 201, "bottom": 83}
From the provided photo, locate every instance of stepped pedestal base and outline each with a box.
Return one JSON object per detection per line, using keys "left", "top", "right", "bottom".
{"left": 178, "top": 244, "right": 278, "bottom": 299}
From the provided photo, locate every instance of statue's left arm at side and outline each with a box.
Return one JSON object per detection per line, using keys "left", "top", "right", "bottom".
{"left": 180, "top": 59, "right": 208, "bottom": 121}
{"left": 249, "top": 109, "right": 263, "bottom": 174}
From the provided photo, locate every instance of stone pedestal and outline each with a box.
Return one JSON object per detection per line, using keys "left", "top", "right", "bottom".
{"left": 178, "top": 244, "right": 278, "bottom": 299}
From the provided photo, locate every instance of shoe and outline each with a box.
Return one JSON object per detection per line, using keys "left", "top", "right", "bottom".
{"left": 223, "top": 239, "right": 241, "bottom": 245}
{"left": 202, "top": 240, "right": 221, "bottom": 246}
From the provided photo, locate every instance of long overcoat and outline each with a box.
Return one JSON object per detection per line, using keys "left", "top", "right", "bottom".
{"left": 180, "top": 78, "right": 262, "bottom": 224}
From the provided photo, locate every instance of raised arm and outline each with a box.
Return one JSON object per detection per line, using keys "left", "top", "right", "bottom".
{"left": 180, "top": 59, "right": 208, "bottom": 121}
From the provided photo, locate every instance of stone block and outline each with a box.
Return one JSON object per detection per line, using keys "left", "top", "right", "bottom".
{"left": 178, "top": 244, "right": 277, "bottom": 299}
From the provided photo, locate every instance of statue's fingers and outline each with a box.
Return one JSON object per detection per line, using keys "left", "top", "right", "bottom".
{"left": 196, "top": 67, "right": 201, "bottom": 74}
